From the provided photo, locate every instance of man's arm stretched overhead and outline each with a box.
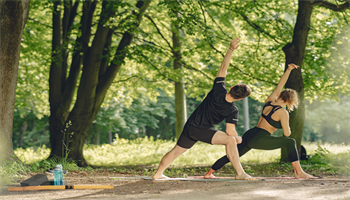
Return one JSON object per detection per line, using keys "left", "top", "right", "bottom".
{"left": 216, "top": 38, "right": 240, "bottom": 78}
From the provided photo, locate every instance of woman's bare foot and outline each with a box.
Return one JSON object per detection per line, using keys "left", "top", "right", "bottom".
{"left": 204, "top": 174, "right": 216, "bottom": 179}
{"left": 152, "top": 174, "right": 170, "bottom": 180}
{"left": 235, "top": 173, "right": 258, "bottom": 180}
{"left": 294, "top": 172, "right": 317, "bottom": 179}
{"left": 204, "top": 169, "right": 216, "bottom": 179}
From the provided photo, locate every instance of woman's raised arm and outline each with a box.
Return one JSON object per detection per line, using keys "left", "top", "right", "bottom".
{"left": 266, "top": 64, "right": 299, "bottom": 102}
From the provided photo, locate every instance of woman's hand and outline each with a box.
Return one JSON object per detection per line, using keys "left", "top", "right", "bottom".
{"left": 288, "top": 63, "right": 299, "bottom": 71}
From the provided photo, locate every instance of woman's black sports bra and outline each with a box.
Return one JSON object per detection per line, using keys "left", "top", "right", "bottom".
{"left": 261, "top": 101, "right": 282, "bottom": 129}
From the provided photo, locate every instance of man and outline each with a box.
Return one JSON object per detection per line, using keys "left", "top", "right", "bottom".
{"left": 153, "top": 38, "right": 255, "bottom": 180}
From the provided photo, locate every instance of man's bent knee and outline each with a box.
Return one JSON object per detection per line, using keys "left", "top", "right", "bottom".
{"left": 226, "top": 136, "right": 237, "bottom": 145}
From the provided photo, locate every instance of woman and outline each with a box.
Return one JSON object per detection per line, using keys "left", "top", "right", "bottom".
{"left": 204, "top": 63, "right": 315, "bottom": 179}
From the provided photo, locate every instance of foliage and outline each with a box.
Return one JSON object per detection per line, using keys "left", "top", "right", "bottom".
{"left": 18, "top": 0, "right": 52, "bottom": 118}
{"left": 12, "top": 93, "right": 350, "bottom": 149}
{"left": 306, "top": 145, "right": 350, "bottom": 175}
{"left": 12, "top": 110, "right": 50, "bottom": 149}
{"left": 304, "top": 95, "right": 350, "bottom": 144}
{"left": 15, "top": 145, "right": 50, "bottom": 163}
{"left": 28, "top": 156, "right": 80, "bottom": 174}
{"left": 0, "top": 160, "right": 28, "bottom": 185}
{"left": 90, "top": 90, "right": 174, "bottom": 143}
{"left": 18, "top": 0, "right": 350, "bottom": 119}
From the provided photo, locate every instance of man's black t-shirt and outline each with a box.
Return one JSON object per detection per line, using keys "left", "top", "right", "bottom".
{"left": 187, "top": 77, "right": 239, "bottom": 129}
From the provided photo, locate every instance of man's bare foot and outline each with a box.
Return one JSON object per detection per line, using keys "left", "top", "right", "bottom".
{"left": 235, "top": 173, "right": 258, "bottom": 180}
{"left": 204, "top": 169, "right": 216, "bottom": 179}
{"left": 295, "top": 172, "right": 317, "bottom": 179}
{"left": 152, "top": 174, "right": 170, "bottom": 180}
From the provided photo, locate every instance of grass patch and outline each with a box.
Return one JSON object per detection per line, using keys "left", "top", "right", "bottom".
{"left": 27, "top": 156, "right": 81, "bottom": 174}
{"left": 0, "top": 159, "right": 29, "bottom": 185}
{"left": 5, "top": 137, "right": 349, "bottom": 182}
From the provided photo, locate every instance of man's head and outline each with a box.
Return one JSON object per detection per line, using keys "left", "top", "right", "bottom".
{"left": 229, "top": 84, "right": 251, "bottom": 99}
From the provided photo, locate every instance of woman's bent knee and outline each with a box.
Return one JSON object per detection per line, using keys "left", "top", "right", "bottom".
{"left": 286, "top": 138, "right": 296, "bottom": 145}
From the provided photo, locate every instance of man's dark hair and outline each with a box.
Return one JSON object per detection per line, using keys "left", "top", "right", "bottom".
{"left": 229, "top": 84, "right": 251, "bottom": 99}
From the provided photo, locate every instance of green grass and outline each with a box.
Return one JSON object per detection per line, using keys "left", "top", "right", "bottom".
{"left": 12, "top": 139, "right": 350, "bottom": 167}
{"left": 1, "top": 137, "right": 349, "bottom": 184}
{"left": 0, "top": 159, "right": 29, "bottom": 185}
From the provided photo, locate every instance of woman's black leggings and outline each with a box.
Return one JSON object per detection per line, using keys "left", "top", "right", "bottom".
{"left": 211, "top": 127, "right": 299, "bottom": 171}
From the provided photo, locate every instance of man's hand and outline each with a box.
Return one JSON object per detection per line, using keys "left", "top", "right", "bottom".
{"left": 235, "top": 136, "right": 242, "bottom": 144}
{"left": 230, "top": 38, "right": 240, "bottom": 51}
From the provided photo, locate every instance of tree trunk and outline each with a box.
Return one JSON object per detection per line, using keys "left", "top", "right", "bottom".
{"left": 19, "top": 121, "right": 28, "bottom": 148}
{"left": 172, "top": 12, "right": 187, "bottom": 140}
{"left": 0, "top": 0, "right": 30, "bottom": 161}
{"left": 281, "top": 1, "right": 313, "bottom": 162}
{"left": 48, "top": 0, "right": 152, "bottom": 167}
{"left": 108, "top": 130, "right": 112, "bottom": 144}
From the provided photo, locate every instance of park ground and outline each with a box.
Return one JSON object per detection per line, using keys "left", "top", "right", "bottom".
{"left": 1, "top": 169, "right": 349, "bottom": 200}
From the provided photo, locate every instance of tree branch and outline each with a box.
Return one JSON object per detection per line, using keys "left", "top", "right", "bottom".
{"left": 238, "top": 11, "right": 283, "bottom": 44}
{"left": 28, "top": 17, "right": 52, "bottom": 28}
{"left": 97, "top": 0, "right": 151, "bottom": 93}
{"left": 144, "top": 14, "right": 173, "bottom": 51}
{"left": 201, "top": 1, "right": 231, "bottom": 41}
{"left": 183, "top": 63, "right": 214, "bottom": 81}
{"left": 208, "top": 42, "right": 277, "bottom": 85}
{"left": 312, "top": 0, "right": 350, "bottom": 11}
{"left": 133, "top": 36, "right": 172, "bottom": 57}
{"left": 197, "top": 0, "right": 207, "bottom": 24}
{"left": 139, "top": 53, "right": 173, "bottom": 81}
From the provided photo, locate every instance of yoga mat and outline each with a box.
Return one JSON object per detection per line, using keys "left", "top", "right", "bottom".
{"left": 145, "top": 176, "right": 321, "bottom": 181}
{"left": 144, "top": 176, "right": 255, "bottom": 182}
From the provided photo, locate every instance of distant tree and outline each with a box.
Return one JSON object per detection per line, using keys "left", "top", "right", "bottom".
{"left": 0, "top": 0, "right": 30, "bottom": 161}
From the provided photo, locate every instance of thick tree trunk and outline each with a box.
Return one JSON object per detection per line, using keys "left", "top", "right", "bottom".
{"left": 48, "top": 0, "right": 151, "bottom": 167}
{"left": 0, "top": 0, "right": 30, "bottom": 161}
{"left": 281, "top": 1, "right": 313, "bottom": 162}
{"left": 172, "top": 20, "right": 187, "bottom": 139}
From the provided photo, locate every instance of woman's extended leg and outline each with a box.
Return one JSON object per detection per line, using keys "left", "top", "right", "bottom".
{"left": 292, "top": 161, "right": 315, "bottom": 178}
{"left": 248, "top": 133, "right": 314, "bottom": 178}
{"left": 206, "top": 128, "right": 315, "bottom": 178}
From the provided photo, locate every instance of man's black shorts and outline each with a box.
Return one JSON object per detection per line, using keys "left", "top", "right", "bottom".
{"left": 176, "top": 123, "right": 218, "bottom": 149}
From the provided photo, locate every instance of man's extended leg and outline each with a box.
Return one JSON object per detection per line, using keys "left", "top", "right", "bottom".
{"left": 153, "top": 145, "right": 187, "bottom": 179}
{"left": 204, "top": 143, "right": 251, "bottom": 178}
{"left": 211, "top": 131, "right": 255, "bottom": 180}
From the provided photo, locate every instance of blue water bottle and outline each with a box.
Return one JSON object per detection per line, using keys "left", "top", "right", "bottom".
{"left": 54, "top": 164, "right": 63, "bottom": 185}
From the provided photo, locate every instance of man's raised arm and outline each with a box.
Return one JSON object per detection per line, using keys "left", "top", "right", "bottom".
{"left": 216, "top": 38, "right": 240, "bottom": 78}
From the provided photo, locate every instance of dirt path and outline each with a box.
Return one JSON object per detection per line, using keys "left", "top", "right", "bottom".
{"left": 1, "top": 172, "right": 349, "bottom": 200}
